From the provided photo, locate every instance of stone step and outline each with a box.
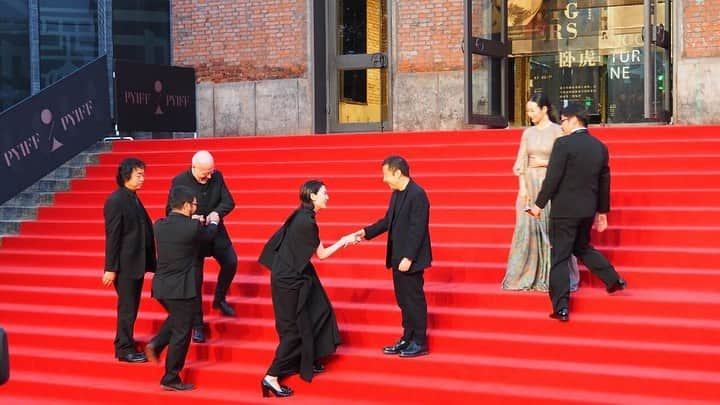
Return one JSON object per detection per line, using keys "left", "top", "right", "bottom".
{"left": 3, "top": 192, "right": 55, "bottom": 207}
{"left": 23, "top": 179, "right": 71, "bottom": 193}
{"left": 0, "top": 221, "right": 22, "bottom": 236}
{"left": 0, "top": 206, "right": 39, "bottom": 220}
{"left": 42, "top": 166, "right": 86, "bottom": 180}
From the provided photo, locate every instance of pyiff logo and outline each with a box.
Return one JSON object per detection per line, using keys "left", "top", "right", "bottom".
{"left": 2, "top": 99, "right": 95, "bottom": 168}
{"left": 40, "top": 108, "right": 63, "bottom": 152}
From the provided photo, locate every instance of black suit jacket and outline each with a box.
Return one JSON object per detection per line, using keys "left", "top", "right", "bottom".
{"left": 166, "top": 169, "right": 235, "bottom": 252}
{"left": 364, "top": 180, "right": 432, "bottom": 273}
{"left": 535, "top": 128, "right": 611, "bottom": 218}
{"left": 152, "top": 212, "right": 218, "bottom": 300}
{"left": 103, "top": 187, "right": 156, "bottom": 279}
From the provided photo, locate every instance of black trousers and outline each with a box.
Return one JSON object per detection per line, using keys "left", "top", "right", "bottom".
{"left": 549, "top": 217, "right": 621, "bottom": 312}
{"left": 212, "top": 242, "right": 238, "bottom": 303}
{"left": 267, "top": 279, "right": 304, "bottom": 378}
{"left": 392, "top": 269, "right": 427, "bottom": 346}
{"left": 151, "top": 298, "right": 196, "bottom": 385}
{"left": 192, "top": 243, "right": 238, "bottom": 328}
{"left": 113, "top": 275, "right": 143, "bottom": 357}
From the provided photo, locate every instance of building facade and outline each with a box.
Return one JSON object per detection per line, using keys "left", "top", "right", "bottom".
{"left": 2, "top": 1, "right": 719, "bottom": 136}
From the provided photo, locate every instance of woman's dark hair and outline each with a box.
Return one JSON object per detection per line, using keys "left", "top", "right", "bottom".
{"left": 299, "top": 179, "right": 325, "bottom": 210}
{"left": 528, "top": 92, "right": 557, "bottom": 124}
{"left": 382, "top": 155, "right": 410, "bottom": 177}
{"left": 168, "top": 185, "right": 196, "bottom": 210}
{"left": 116, "top": 157, "right": 145, "bottom": 187}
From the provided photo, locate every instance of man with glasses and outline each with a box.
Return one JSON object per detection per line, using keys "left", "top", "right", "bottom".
{"left": 166, "top": 150, "right": 238, "bottom": 343}
{"left": 528, "top": 104, "right": 626, "bottom": 322}
{"left": 146, "top": 186, "right": 219, "bottom": 391}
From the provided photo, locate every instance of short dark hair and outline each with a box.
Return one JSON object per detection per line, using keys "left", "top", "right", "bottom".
{"left": 299, "top": 179, "right": 325, "bottom": 210}
{"left": 168, "top": 185, "right": 196, "bottom": 210}
{"left": 382, "top": 155, "right": 410, "bottom": 177}
{"left": 116, "top": 157, "right": 145, "bottom": 187}
{"left": 560, "top": 103, "right": 589, "bottom": 127}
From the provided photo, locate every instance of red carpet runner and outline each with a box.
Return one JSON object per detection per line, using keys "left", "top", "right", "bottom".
{"left": 1, "top": 127, "right": 719, "bottom": 404}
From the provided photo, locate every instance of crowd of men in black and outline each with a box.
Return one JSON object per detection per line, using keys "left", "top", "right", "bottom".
{"left": 104, "top": 150, "right": 433, "bottom": 395}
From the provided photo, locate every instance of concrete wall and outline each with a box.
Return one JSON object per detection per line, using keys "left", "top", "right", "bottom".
{"left": 392, "top": 71, "right": 466, "bottom": 131}
{"left": 673, "top": 0, "right": 720, "bottom": 124}
{"left": 675, "top": 58, "right": 720, "bottom": 125}
{"left": 196, "top": 78, "right": 312, "bottom": 137}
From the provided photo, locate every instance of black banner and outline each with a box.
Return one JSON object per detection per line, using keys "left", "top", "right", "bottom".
{"left": 115, "top": 61, "right": 196, "bottom": 132}
{"left": 0, "top": 55, "right": 111, "bottom": 205}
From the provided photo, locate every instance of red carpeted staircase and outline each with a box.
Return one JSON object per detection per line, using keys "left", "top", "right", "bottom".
{"left": 1, "top": 127, "right": 719, "bottom": 404}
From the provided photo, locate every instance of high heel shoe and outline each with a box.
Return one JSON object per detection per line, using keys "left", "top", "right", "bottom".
{"left": 261, "top": 378, "right": 293, "bottom": 398}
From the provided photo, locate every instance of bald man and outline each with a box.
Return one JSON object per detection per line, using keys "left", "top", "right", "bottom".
{"left": 166, "top": 150, "right": 238, "bottom": 343}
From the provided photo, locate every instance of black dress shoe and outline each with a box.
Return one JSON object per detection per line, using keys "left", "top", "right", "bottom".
{"left": 313, "top": 363, "right": 326, "bottom": 374}
{"left": 161, "top": 382, "right": 195, "bottom": 391}
{"left": 382, "top": 339, "right": 410, "bottom": 355}
{"left": 607, "top": 278, "right": 627, "bottom": 293}
{"left": 261, "top": 378, "right": 293, "bottom": 397}
{"left": 549, "top": 308, "right": 569, "bottom": 322}
{"left": 213, "top": 300, "right": 236, "bottom": 317}
{"left": 399, "top": 341, "right": 428, "bottom": 358}
{"left": 117, "top": 352, "right": 148, "bottom": 363}
{"left": 192, "top": 327, "right": 206, "bottom": 343}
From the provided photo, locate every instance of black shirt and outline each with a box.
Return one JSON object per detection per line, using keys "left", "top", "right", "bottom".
{"left": 166, "top": 168, "right": 236, "bottom": 250}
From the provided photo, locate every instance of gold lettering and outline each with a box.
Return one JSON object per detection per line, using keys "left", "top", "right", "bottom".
{"left": 564, "top": 3, "right": 578, "bottom": 19}
{"left": 566, "top": 23, "right": 578, "bottom": 39}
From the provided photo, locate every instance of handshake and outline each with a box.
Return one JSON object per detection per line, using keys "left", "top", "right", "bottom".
{"left": 340, "top": 229, "right": 366, "bottom": 248}
{"left": 192, "top": 211, "right": 220, "bottom": 225}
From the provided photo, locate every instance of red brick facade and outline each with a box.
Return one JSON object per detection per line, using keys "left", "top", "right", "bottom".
{"left": 683, "top": 0, "right": 720, "bottom": 58}
{"left": 396, "top": 1, "right": 464, "bottom": 72}
{"left": 172, "top": 0, "right": 308, "bottom": 82}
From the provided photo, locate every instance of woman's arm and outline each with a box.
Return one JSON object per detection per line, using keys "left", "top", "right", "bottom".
{"left": 316, "top": 234, "right": 357, "bottom": 260}
{"left": 512, "top": 132, "right": 528, "bottom": 176}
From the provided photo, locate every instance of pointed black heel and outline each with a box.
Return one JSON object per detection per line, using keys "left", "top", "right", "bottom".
{"left": 261, "top": 378, "right": 293, "bottom": 398}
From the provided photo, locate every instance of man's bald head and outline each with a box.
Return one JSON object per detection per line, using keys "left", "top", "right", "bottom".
{"left": 191, "top": 150, "right": 215, "bottom": 184}
{"left": 192, "top": 150, "right": 214, "bottom": 166}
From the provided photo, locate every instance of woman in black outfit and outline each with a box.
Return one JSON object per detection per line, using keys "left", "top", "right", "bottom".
{"left": 258, "top": 180, "right": 359, "bottom": 397}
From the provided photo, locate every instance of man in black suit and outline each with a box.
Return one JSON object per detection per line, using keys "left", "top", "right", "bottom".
{"left": 145, "top": 186, "right": 219, "bottom": 391}
{"left": 355, "top": 155, "right": 432, "bottom": 357}
{"left": 103, "top": 157, "right": 156, "bottom": 363}
{"left": 529, "top": 104, "right": 626, "bottom": 322}
{"left": 166, "top": 150, "right": 237, "bottom": 343}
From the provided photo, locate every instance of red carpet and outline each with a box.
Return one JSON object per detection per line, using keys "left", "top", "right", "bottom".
{"left": 1, "top": 126, "right": 719, "bottom": 404}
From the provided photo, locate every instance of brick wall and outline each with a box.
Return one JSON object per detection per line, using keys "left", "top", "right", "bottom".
{"left": 397, "top": 0, "right": 464, "bottom": 73}
{"left": 683, "top": 0, "right": 720, "bottom": 58}
{"left": 172, "top": 0, "right": 308, "bottom": 82}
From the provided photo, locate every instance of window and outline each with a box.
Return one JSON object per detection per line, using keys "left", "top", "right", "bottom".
{"left": 39, "top": 0, "right": 98, "bottom": 88}
{"left": 0, "top": 0, "right": 30, "bottom": 111}
{"left": 113, "top": 0, "right": 170, "bottom": 65}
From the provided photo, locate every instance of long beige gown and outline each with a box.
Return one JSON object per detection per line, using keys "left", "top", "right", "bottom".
{"left": 502, "top": 123, "right": 579, "bottom": 292}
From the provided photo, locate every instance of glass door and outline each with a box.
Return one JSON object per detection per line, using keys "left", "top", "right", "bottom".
{"left": 463, "top": 0, "right": 509, "bottom": 127}
{"left": 506, "top": 1, "right": 672, "bottom": 125}
{"left": 643, "top": 0, "right": 671, "bottom": 121}
{"left": 328, "top": 0, "right": 389, "bottom": 132}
